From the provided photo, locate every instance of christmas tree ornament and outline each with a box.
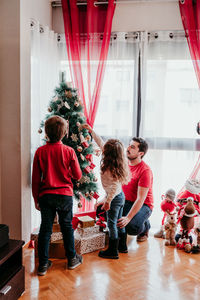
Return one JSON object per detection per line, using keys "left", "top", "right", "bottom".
{"left": 38, "top": 128, "right": 42, "bottom": 134}
{"left": 76, "top": 122, "right": 81, "bottom": 127}
{"left": 66, "top": 81, "right": 73, "bottom": 88}
{"left": 90, "top": 191, "right": 94, "bottom": 196}
{"left": 74, "top": 101, "right": 79, "bottom": 107}
{"left": 83, "top": 166, "right": 91, "bottom": 174}
{"left": 77, "top": 146, "right": 83, "bottom": 152}
{"left": 93, "top": 192, "right": 100, "bottom": 199}
{"left": 86, "top": 154, "right": 93, "bottom": 162}
{"left": 64, "top": 101, "right": 70, "bottom": 109}
{"left": 78, "top": 202, "right": 82, "bottom": 208}
{"left": 93, "top": 176, "right": 98, "bottom": 182}
{"left": 94, "top": 149, "right": 101, "bottom": 156}
{"left": 84, "top": 176, "right": 90, "bottom": 183}
{"left": 80, "top": 133, "right": 89, "bottom": 148}
{"left": 77, "top": 182, "right": 80, "bottom": 187}
{"left": 65, "top": 90, "right": 73, "bottom": 98}
{"left": 85, "top": 192, "right": 89, "bottom": 197}
{"left": 80, "top": 154, "right": 85, "bottom": 161}
{"left": 71, "top": 133, "right": 78, "bottom": 142}
{"left": 48, "top": 107, "right": 52, "bottom": 112}
{"left": 85, "top": 135, "right": 91, "bottom": 141}
{"left": 90, "top": 162, "right": 96, "bottom": 169}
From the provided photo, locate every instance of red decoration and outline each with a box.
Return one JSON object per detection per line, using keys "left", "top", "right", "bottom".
{"left": 61, "top": 0, "right": 116, "bottom": 127}
{"left": 93, "top": 192, "right": 100, "bottom": 199}
{"left": 179, "top": 1, "right": 200, "bottom": 88}
{"left": 86, "top": 154, "right": 93, "bottom": 162}
{"left": 82, "top": 141, "right": 89, "bottom": 148}
{"left": 90, "top": 162, "right": 96, "bottom": 169}
{"left": 28, "top": 240, "right": 35, "bottom": 248}
{"left": 96, "top": 212, "right": 106, "bottom": 229}
{"left": 83, "top": 166, "right": 91, "bottom": 174}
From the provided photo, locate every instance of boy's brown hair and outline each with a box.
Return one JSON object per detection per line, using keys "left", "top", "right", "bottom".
{"left": 45, "top": 116, "right": 68, "bottom": 143}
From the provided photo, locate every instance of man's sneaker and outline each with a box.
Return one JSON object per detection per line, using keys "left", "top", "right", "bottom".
{"left": 137, "top": 231, "right": 149, "bottom": 242}
{"left": 37, "top": 260, "right": 52, "bottom": 276}
{"left": 68, "top": 254, "right": 83, "bottom": 270}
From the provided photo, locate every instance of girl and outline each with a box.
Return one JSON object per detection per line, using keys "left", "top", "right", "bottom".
{"left": 83, "top": 124, "right": 130, "bottom": 259}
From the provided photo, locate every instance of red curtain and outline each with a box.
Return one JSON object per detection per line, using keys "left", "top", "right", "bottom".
{"left": 61, "top": 0, "right": 115, "bottom": 212}
{"left": 179, "top": 0, "right": 200, "bottom": 87}
{"left": 61, "top": 0, "right": 116, "bottom": 127}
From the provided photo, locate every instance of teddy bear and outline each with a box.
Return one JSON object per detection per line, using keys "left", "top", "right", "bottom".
{"left": 154, "top": 189, "right": 176, "bottom": 239}
{"left": 164, "top": 211, "right": 177, "bottom": 246}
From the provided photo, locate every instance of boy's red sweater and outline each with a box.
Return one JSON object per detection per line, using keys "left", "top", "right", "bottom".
{"left": 32, "top": 141, "right": 82, "bottom": 205}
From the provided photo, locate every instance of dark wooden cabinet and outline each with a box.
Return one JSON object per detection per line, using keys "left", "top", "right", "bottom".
{"left": 0, "top": 240, "right": 25, "bottom": 299}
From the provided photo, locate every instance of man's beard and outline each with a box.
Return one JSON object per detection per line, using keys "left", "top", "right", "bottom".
{"left": 127, "top": 154, "right": 138, "bottom": 161}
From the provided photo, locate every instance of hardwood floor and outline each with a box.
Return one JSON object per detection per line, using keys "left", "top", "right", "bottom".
{"left": 20, "top": 234, "right": 200, "bottom": 300}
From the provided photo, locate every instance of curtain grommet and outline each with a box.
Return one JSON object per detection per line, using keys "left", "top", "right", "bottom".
{"left": 180, "top": 0, "right": 185, "bottom": 4}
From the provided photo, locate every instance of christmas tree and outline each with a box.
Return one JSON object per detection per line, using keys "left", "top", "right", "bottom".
{"left": 38, "top": 79, "right": 99, "bottom": 207}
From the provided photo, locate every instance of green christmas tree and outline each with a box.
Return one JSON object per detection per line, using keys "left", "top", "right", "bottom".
{"left": 38, "top": 79, "right": 99, "bottom": 207}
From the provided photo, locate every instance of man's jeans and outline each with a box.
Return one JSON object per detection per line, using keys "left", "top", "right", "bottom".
{"left": 38, "top": 194, "right": 76, "bottom": 265}
{"left": 107, "top": 191, "right": 126, "bottom": 239}
{"left": 123, "top": 200, "right": 152, "bottom": 236}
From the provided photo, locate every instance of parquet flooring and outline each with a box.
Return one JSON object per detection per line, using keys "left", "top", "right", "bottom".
{"left": 20, "top": 234, "right": 200, "bottom": 300}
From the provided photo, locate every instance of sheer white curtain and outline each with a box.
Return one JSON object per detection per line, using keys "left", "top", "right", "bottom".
{"left": 31, "top": 20, "right": 59, "bottom": 230}
{"left": 140, "top": 31, "right": 200, "bottom": 229}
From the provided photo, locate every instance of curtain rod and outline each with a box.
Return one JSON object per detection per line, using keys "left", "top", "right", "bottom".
{"left": 51, "top": 0, "right": 178, "bottom": 7}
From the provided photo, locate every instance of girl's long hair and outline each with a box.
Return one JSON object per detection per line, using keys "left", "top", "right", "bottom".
{"left": 101, "top": 139, "right": 130, "bottom": 184}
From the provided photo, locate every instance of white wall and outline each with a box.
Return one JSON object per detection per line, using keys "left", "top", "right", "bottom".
{"left": 0, "top": 0, "right": 52, "bottom": 242}
{"left": 30, "top": 0, "right": 52, "bottom": 29}
{"left": 52, "top": 2, "right": 183, "bottom": 33}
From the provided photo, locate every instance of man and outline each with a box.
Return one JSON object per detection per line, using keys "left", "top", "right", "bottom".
{"left": 117, "top": 137, "right": 153, "bottom": 252}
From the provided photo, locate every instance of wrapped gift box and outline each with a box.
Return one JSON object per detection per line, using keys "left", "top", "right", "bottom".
{"left": 77, "top": 216, "right": 95, "bottom": 228}
{"left": 74, "top": 231, "right": 105, "bottom": 255}
{"left": 76, "top": 224, "right": 100, "bottom": 237}
{"left": 31, "top": 226, "right": 105, "bottom": 257}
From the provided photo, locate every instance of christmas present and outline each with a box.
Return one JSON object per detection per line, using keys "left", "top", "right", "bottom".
{"left": 31, "top": 228, "right": 63, "bottom": 257}
{"left": 74, "top": 231, "right": 105, "bottom": 255}
{"left": 78, "top": 216, "right": 95, "bottom": 228}
{"left": 53, "top": 223, "right": 61, "bottom": 232}
{"left": 76, "top": 224, "right": 100, "bottom": 237}
{"left": 49, "top": 240, "right": 65, "bottom": 259}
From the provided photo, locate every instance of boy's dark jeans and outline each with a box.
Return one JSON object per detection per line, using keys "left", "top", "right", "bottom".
{"left": 38, "top": 194, "right": 76, "bottom": 266}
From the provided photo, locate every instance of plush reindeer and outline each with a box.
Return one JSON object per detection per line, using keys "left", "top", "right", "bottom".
{"left": 176, "top": 197, "right": 197, "bottom": 253}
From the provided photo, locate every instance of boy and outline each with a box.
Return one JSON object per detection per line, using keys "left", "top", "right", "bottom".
{"left": 32, "top": 116, "right": 82, "bottom": 276}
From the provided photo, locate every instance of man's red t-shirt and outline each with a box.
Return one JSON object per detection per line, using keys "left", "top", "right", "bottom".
{"left": 32, "top": 141, "right": 82, "bottom": 205}
{"left": 122, "top": 160, "right": 153, "bottom": 210}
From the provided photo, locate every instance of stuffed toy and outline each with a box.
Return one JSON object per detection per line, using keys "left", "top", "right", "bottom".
{"left": 176, "top": 197, "right": 198, "bottom": 253}
{"left": 176, "top": 179, "right": 200, "bottom": 212}
{"left": 154, "top": 189, "right": 176, "bottom": 239}
{"left": 191, "top": 224, "right": 200, "bottom": 253}
{"left": 164, "top": 211, "right": 177, "bottom": 246}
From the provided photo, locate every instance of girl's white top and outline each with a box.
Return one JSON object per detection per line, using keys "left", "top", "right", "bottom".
{"left": 91, "top": 130, "right": 122, "bottom": 204}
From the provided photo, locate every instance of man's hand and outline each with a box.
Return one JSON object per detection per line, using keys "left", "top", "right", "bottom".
{"left": 117, "top": 216, "right": 130, "bottom": 228}
{"left": 101, "top": 201, "right": 110, "bottom": 211}
{"left": 35, "top": 202, "right": 40, "bottom": 211}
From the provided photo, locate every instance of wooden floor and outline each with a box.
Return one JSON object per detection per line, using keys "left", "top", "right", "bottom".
{"left": 20, "top": 233, "right": 200, "bottom": 300}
